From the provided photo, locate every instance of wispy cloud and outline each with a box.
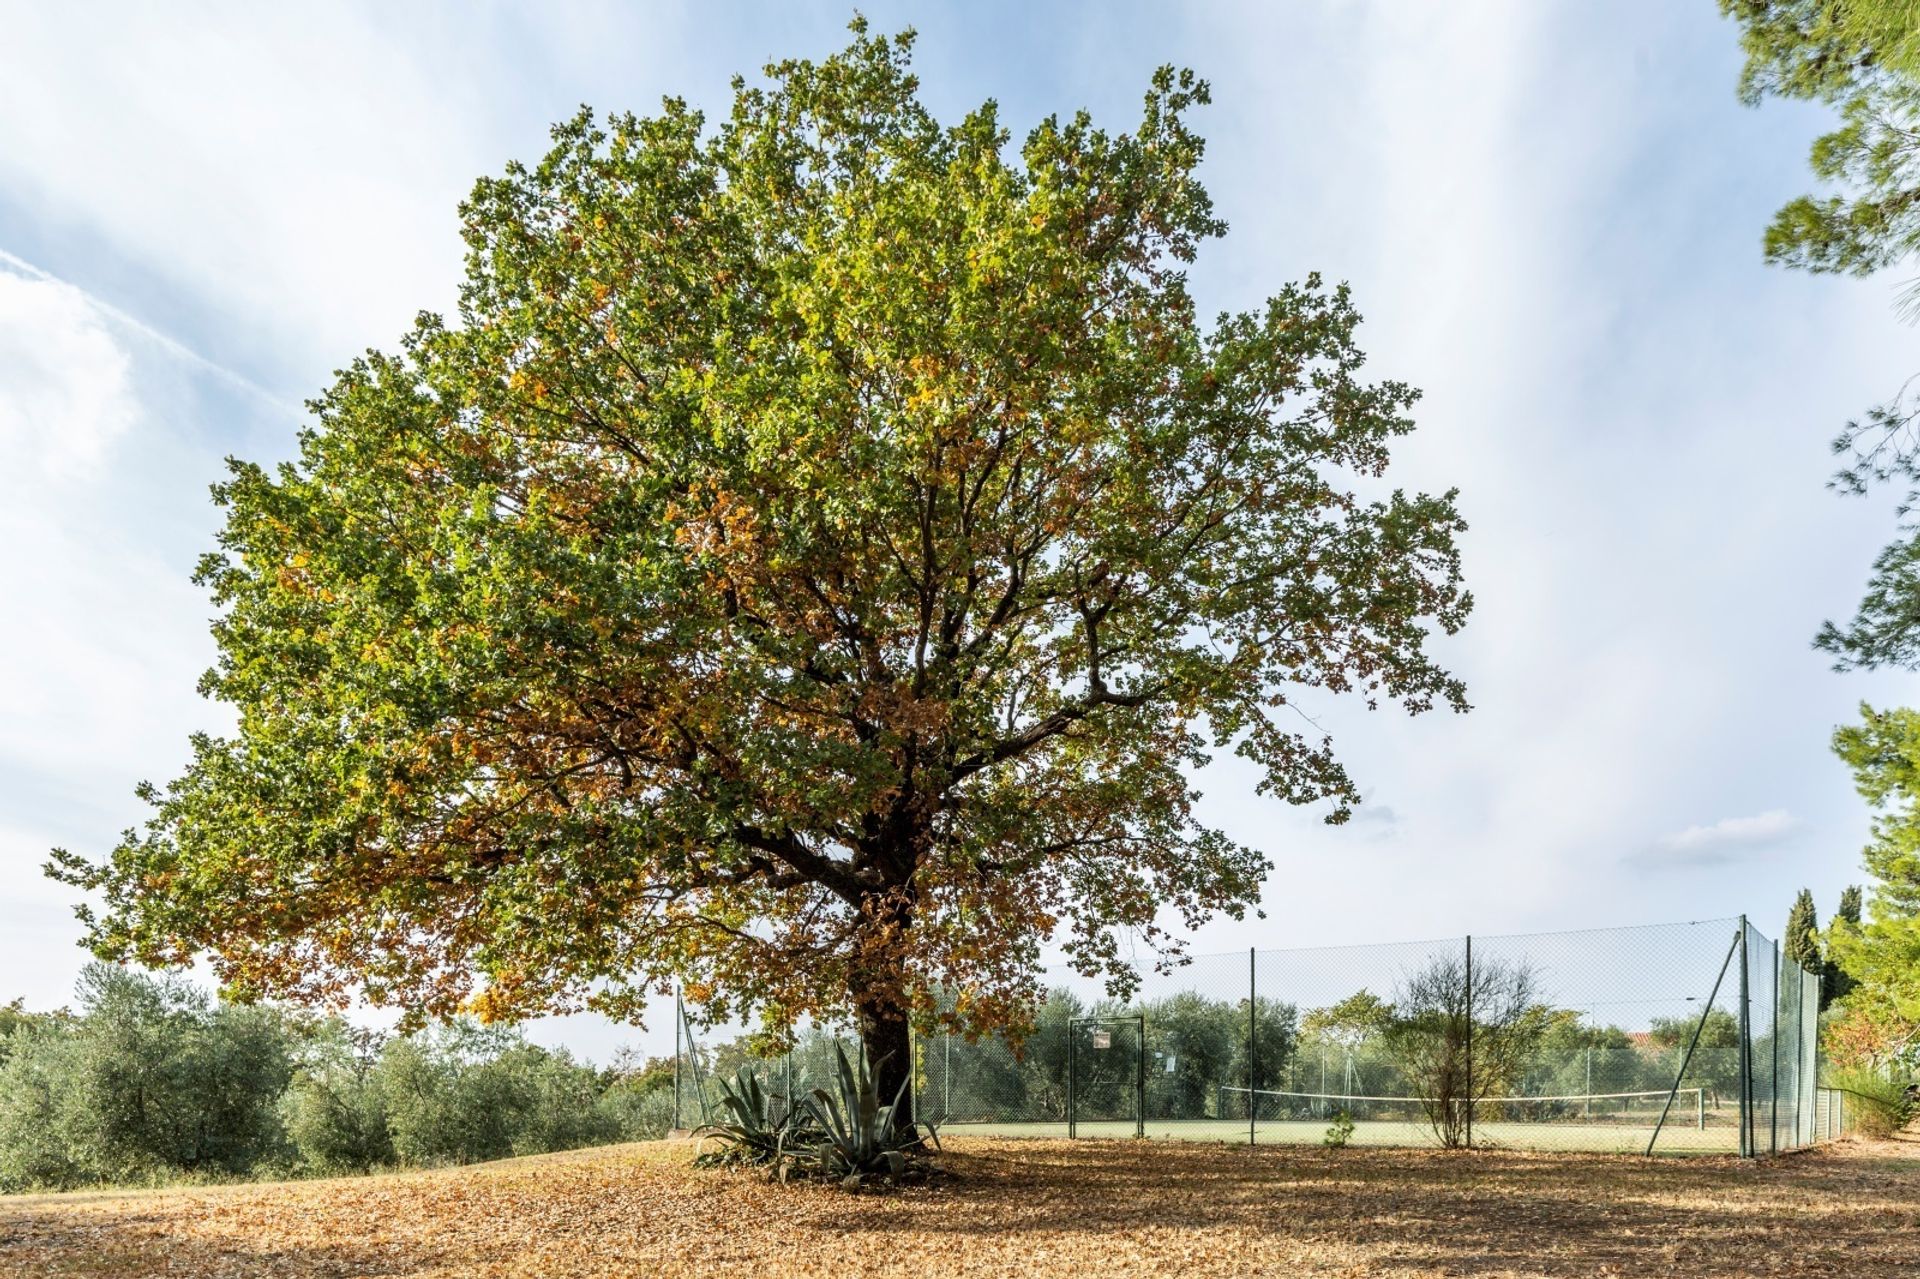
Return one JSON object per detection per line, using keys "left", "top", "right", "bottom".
{"left": 1642, "top": 810, "right": 1802, "bottom": 868}
{"left": 0, "top": 248, "right": 302, "bottom": 422}
{"left": 0, "top": 270, "right": 136, "bottom": 477}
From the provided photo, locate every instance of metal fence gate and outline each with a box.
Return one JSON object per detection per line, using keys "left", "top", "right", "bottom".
{"left": 1067, "top": 1015, "right": 1145, "bottom": 1139}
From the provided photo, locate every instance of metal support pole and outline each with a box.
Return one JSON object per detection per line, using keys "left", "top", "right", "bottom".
{"left": 673, "top": 986, "right": 682, "bottom": 1133}
{"left": 1770, "top": 948, "right": 1780, "bottom": 1154}
{"left": 1737, "top": 916, "right": 1752, "bottom": 1158}
{"left": 1647, "top": 926, "right": 1740, "bottom": 1155}
{"left": 1130, "top": 1017, "right": 1141, "bottom": 1138}
{"left": 944, "top": 1030, "right": 952, "bottom": 1119}
{"left": 1464, "top": 934, "right": 1473, "bottom": 1150}
{"left": 1248, "top": 947, "right": 1257, "bottom": 1147}
{"left": 1068, "top": 1026, "right": 1078, "bottom": 1140}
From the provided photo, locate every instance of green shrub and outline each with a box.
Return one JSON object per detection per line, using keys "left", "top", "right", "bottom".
{"left": 790, "top": 1046, "right": 931, "bottom": 1188}
{"left": 1827, "top": 1067, "right": 1914, "bottom": 1139}
{"left": 1323, "top": 1110, "right": 1355, "bottom": 1149}
{"left": 511, "top": 1043, "right": 622, "bottom": 1156}
{"left": 694, "top": 1067, "right": 811, "bottom": 1169}
{"left": 375, "top": 1021, "right": 621, "bottom": 1167}
{"left": 282, "top": 1022, "right": 394, "bottom": 1174}
{"left": 0, "top": 1021, "right": 88, "bottom": 1191}
{"left": 598, "top": 1080, "right": 676, "bottom": 1141}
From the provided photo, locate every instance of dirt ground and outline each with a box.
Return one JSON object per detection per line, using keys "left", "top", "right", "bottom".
{"left": 2, "top": 1132, "right": 1916, "bottom": 1278}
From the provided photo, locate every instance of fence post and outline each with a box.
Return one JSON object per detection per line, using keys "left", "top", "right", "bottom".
{"left": 1248, "top": 946, "right": 1257, "bottom": 1148}
{"left": 1769, "top": 949, "right": 1780, "bottom": 1154}
{"left": 673, "top": 986, "right": 683, "bottom": 1133}
{"left": 1737, "top": 915, "right": 1751, "bottom": 1158}
{"left": 1130, "top": 1017, "right": 1141, "bottom": 1137}
{"left": 1464, "top": 934, "right": 1473, "bottom": 1150}
{"left": 1068, "top": 1023, "right": 1078, "bottom": 1140}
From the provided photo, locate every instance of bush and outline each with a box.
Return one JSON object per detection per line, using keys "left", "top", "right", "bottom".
{"left": 598, "top": 1079, "right": 677, "bottom": 1141}
{"left": 0, "top": 970, "right": 686, "bottom": 1191}
{"left": 0, "top": 966, "right": 296, "bottom": 1190}
{"left": 375, "top": 1022, "right": 622, "bottom": 1167}
{"left": 1827, "top": 1066, "right": 1914, "bottom": 1139}
{"left": 70, "top": 966, "right": 294, "bottom": 1181}
{"left": 282, "top": 1022, "right": 394, "bottom": 1174}
{"left": 0, "top": 1020, "right": 88, "bottom": 1191}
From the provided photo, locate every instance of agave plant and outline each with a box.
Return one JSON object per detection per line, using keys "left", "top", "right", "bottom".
{"left": 692, "top": 1066, "right": 812, "bottom": 1168}
{"left": 792, "top": 1044, "right": 934, "bottom": 1188}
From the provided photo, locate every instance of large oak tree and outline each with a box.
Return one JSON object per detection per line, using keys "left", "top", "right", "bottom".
{"left": 52, "top": 26, "right": 1470, "bottom": 1122}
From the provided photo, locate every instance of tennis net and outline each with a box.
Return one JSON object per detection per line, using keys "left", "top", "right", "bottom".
{"left": 1218, "top": 1084, "right": 1713, "bottom": 1129}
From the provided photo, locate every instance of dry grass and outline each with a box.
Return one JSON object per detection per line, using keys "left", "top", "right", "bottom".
{"left": 3, "top": 1132, "right": 1917, "bottom": 1278}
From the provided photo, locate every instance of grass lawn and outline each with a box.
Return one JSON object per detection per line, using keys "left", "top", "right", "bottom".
{"left": 2, "top": 1132, "right": 1916, "bottom": 1277}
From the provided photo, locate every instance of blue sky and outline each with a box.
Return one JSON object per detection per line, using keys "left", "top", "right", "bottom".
{"left": 1, "top": 1, "right": 1913, "bottom": 1062}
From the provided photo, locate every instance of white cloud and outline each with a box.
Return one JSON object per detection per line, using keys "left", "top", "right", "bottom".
{"left": 0, "top": 272, "right": 136, "bottom": 477}
{"left": 1648, "top": 810, "right": 1803, "bottom": 866}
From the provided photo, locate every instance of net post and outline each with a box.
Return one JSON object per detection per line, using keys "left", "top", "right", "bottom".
{"left": 1646, "top": 925, "right": 1740, "bottom": 1156}
{"left": 1697, "top": 1087, "right": 1705, "bottom": 1132}
{"left": 1464, "top": 934, "right": 1473, "bottom": 1151}
{"left": 1737, "top": 915, "right": 1752, "bottom": 1158}
{"left": 1248, "top": 947, "right": 1257, "bottom": 1148}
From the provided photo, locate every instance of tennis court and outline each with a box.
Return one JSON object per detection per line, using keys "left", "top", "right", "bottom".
{"left": 935, "top": 1116, "right": 1739, "bottom": 1153}
{"left": 678, "top": 916, "right": 1845, "bottom": 1159}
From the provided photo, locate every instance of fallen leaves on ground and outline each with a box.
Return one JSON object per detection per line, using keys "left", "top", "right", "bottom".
{"left": 2, "top": 1133, "right": 1917, "bottom": 1278}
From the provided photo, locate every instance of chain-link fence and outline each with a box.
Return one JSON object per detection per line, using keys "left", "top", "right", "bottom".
{"left": 673, "top": 916, "right": 1843, "bottom": 1157}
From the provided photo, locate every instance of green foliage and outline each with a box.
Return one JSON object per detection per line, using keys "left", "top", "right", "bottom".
{"left": 48, "top": 22, "right": 1470, "bottom": 1128}
{"left": 374, "top": 1022, "right": 620, "bottom": 1167}
{"left": 693, "top": 1067, "right": 806, "bottom": 1168}
{"left": 1825, "top": 1064, "right": 1915, "bottom": 1138}
{"left": 1382, "top": 954, "right": 1547, "bottom": 1149}
{"left": 1829, "top": 886, "right": 1864, "bottom": 1006}
{"left": 595, "top": 1049, "right": 681, "bottom": 1141}
{"left": 0, "top": 1019, "right": 87, "bottom": 1191}
{"left": 790, "top": 1045, "right": 930, "bottom": 1188}
{"left": 281, "top": 1021, "right": 393, "bottom": 1174}
{"left": 0, "top": 969, "right": 677, "bottom": 1192}
{"left": 1828, "top": 707, "right": 1920, "bottom": 1068}
{"left": 1141, "top": 991, "right": 1240, "bottom": 1119}
{"left": 0, "top": 999, "right": 62, "bottom": 1064}
{"left": 0, "top": 965, "right": 293, "bottom": 1191}
{"left": 1648, "top": 1009, "right": 1742, "bottom": 1104}
{"left": 1719, "top": 4, "right": 1920, "bottom": 668}
{"left": 1322, "top": 1109, "right": 1354, "bottom": 1149}
{"left": 596, "top": 1079, "right": 677, "bottom": 1143}
{"left": 1787, "top": 886, "right": 1858, "bottom": 1011}
{"left": 1786, "top": 889, "right": 1822, "bottom": 972}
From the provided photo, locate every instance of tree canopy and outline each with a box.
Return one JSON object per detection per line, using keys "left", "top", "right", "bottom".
{"left": 1785, "top": 887, "right": 1821, "bottom": 972}
{"left": 48, "top": 25, "right": 1469, "bottom": 1109}
{"left": 1721, "top": 1, "right": 1920, "bottom": 668}
{"left": 1826, "top": 705, "right": 1920, "bottom": 1066}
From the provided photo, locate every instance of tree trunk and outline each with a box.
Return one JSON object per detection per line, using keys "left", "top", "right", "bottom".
{"left": 855, "top": 993, "right": 920, "bottom": 1146}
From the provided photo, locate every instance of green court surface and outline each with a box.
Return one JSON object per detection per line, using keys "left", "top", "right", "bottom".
{"left": 932, "top": 1117, "right": 1740, "bottom": 1155}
